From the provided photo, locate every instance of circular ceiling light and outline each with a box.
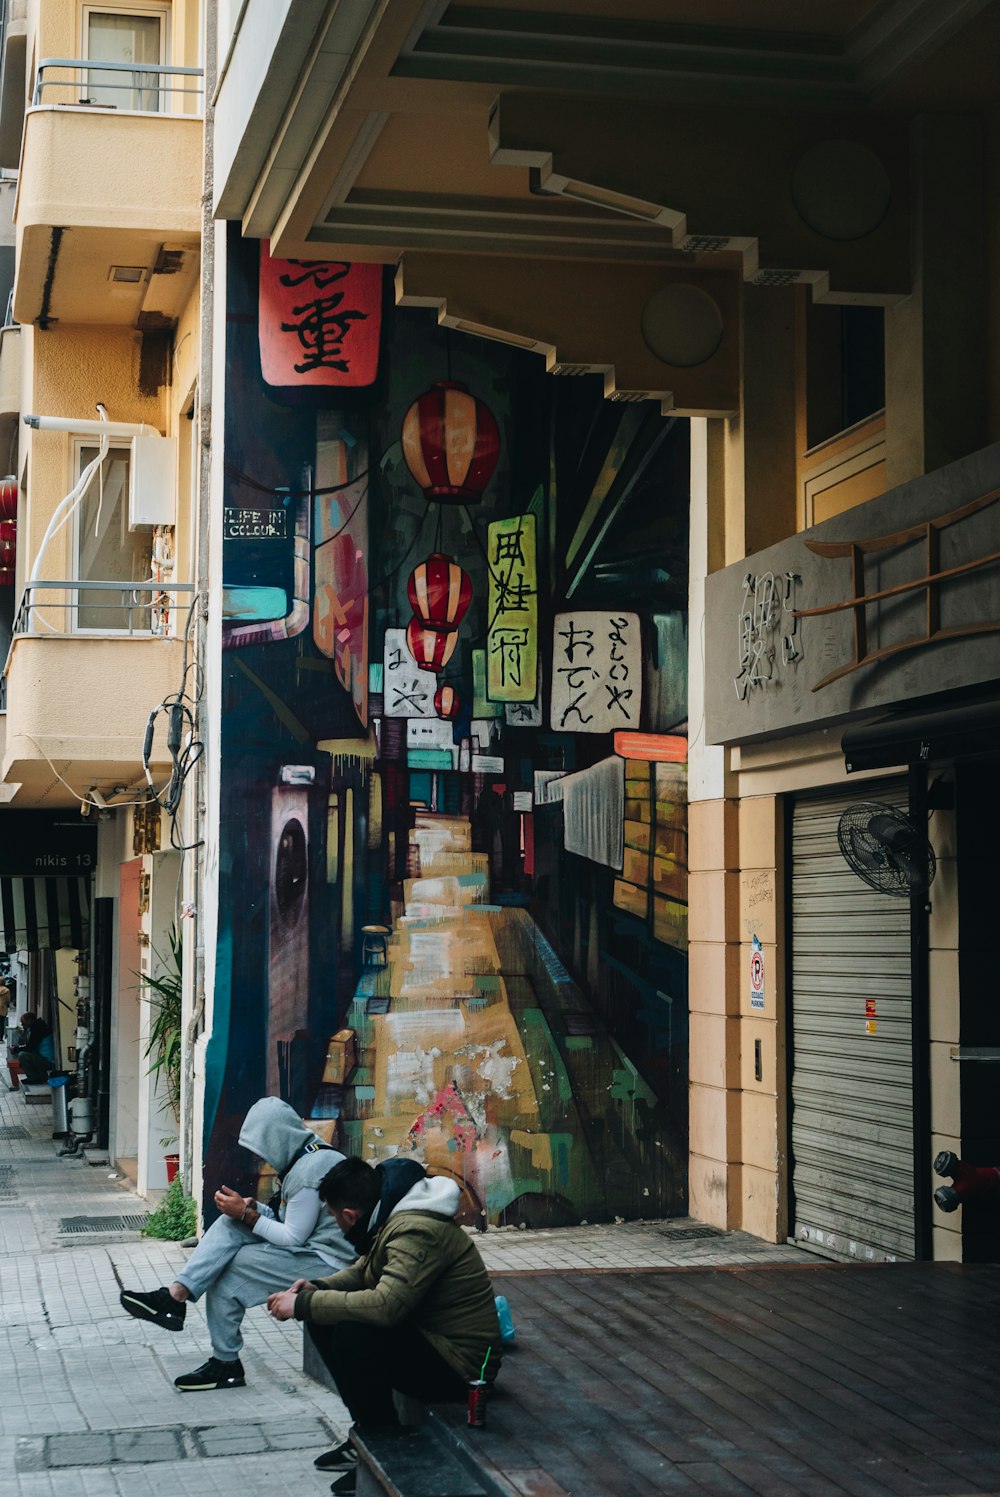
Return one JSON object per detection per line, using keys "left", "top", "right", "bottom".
{"left": 791, "top": 140, "right": 892, "bottom": 242}
{"left": 640, "top": 283, "right": 725, "bottom": 368}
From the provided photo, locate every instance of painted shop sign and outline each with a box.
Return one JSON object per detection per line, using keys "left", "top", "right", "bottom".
{"left": 383, "top": 627, "right": 436, "bottom": 718}
{"left": 223, "top": 505, "right": 288, "bottom": 540}
{"left": 549, "top": 611, "right": 642, "bottom": 733}
{"left": 258, "top": 247, "right": 382, "bottom": 388}
{"left": 486, "top": 514, "right": 537, "bottom": 702}
{"left": 0, "top": 812, "right": 97, "bottom": 876}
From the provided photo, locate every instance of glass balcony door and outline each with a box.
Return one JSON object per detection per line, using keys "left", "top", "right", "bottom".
{"left": 83, "top": 6, "right": 168, "bottom": 112}
{"left": 75, "top": 444, "right": 152, "bottom": 632}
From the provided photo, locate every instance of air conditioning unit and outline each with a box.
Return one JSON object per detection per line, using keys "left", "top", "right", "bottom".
{"left": 129, "top": 434, "right": 176, "bottom": 529}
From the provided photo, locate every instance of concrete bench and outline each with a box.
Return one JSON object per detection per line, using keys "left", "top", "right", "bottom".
{"left": 352, "top": 1424, "right": 503, "bottom": 1497}
{"left": 303, "top": 1340, "right": 510, "bottom": 1496}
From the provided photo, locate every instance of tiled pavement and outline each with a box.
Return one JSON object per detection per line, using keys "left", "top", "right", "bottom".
{"left": 0, "top": 1054, "right": 802, "bottom": 1495}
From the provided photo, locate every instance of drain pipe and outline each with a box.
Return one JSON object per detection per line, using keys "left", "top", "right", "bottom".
{"left": 184, "top": 0, "right": 218, "bottom": 1207}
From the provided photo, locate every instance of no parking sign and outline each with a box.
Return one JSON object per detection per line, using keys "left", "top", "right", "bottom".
{"left": 749, "top": 934, "right": 765, "bottom": 1010}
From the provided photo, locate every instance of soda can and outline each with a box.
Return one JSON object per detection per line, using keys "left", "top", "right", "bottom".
{"left": 467, "top": 1380, "right": 488, "bottom": 1427}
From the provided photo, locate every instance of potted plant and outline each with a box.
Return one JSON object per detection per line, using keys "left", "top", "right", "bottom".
{"left": 139, "top": 927, "right": 183, "bottom": 1175}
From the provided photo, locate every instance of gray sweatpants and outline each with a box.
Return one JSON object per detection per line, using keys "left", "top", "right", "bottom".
{"left": 176, "top": 1211, "right": 336, "bottom": 1361}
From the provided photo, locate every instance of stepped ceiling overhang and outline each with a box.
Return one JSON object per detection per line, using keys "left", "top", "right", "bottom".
{"left": 217, "top": 0, "right": 1000, "bottom": 413}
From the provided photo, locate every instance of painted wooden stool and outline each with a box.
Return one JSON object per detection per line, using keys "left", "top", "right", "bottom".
{"left": 361, "top": 924, "right": 390, "bottom": 967}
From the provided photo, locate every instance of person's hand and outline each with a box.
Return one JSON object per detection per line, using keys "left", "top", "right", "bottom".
{"left": 267, "top": 1288, "right": 299, "bottom": 1321}
{"left": 214, "top": 1185, "right": 248, "bottom": 1220}
{"left": 288, "top": 1278, "right": 310, "bottom": 1293}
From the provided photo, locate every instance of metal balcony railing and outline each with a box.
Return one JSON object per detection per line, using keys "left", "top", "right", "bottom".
{"left": 13, "top": 579, "right": 196, "bottom": 637}
{"left": 33, "top": 58, "right": 203, "bottom": 112}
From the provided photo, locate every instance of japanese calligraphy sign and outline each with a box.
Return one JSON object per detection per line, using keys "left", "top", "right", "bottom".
{"left": 383, "top": 628, "right": 435, "bottom": 718}
{"left": 259, "top": 246, "right": 382, "bottom": 388}
{"left": 550, "top": 611, "right": 642, "bottom": 733}
{"left": 472, "top": 650, "right": 503, "bottom": 718}
{"left": 486, "top": 515, "right": 537, "bottom": 702}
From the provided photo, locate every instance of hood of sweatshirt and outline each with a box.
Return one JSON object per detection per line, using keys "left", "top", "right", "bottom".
{"left": 238, "top": 1097, "right": 322, "bottom": 1176}
{"left": 343, "top": 1159, "right": 460, "bottom": 1253}
{"left": 386, "top": 1174, "right": 462, "bottom": 1223}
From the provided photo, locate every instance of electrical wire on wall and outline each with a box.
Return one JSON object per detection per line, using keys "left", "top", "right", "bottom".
{"left": 142, "top": 593, "right": 204, "bottom": 851}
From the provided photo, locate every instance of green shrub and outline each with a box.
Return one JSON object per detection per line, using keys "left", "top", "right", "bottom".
{"left": 142, "top": 1177, "right": 197, "bottom": 1241}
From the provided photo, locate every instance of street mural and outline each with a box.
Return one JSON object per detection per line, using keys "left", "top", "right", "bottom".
{"left": 206, "top": 230, "right": 690, "bottom": 1225}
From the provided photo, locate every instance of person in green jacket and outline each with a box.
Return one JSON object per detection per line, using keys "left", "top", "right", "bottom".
{"left": 267, "top": 1155, "right": 501, "bottom": 1492}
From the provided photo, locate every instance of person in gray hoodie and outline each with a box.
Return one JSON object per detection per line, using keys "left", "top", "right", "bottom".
{"left": 120, "top": 1098, "right": 354, "bottom": 1391}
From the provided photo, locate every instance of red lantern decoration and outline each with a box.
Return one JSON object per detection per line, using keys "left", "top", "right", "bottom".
{"left": 401, "top": 381, "right": 500, "bottom": 503}
{"left": 434, "top": 684, "right": 460, "bottom": 720}
{"left": 0, "top": 478, "right": 16, "bottom": 522}
{"left": 408, "top": 552, "right": 472, "bottom": 631}
{"left": 405, "top": 615, "right": 458, "bottom": 673}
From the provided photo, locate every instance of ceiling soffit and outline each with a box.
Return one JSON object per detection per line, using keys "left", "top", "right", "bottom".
{"left": 395, "top": 251, "right": 741, "bottom": 417}
{"left": 261, "top": 0, "right": 992, "bottom": 273}
{"left": 489, "top": 93, "right": 911, "bottom": 302}
{"left": 391, "top": 0, "right": 996, "bottom": 104}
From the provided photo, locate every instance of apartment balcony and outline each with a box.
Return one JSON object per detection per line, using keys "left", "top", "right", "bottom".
{"left": 0, "top": 322, "right": 20, "bottom": 463}
{"left": 0, "top": 0, "right": 27, "bottom": 171}
{"left": 2, "top": 580, "right": 194, "bottom": 806}
{"left": 13, "top": 60, "right": 203, "bottom": 328}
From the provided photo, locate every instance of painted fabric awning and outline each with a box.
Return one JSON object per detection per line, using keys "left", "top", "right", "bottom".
{"left": 561, "top": 755, "right": 625, "bottom": 871}
{"left": 0, "top": 876, "right": 91, "bottom": 952}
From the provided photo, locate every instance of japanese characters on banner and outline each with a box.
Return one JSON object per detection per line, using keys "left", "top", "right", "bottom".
{"left": 258, "top": 247, "right": 382, "bottom": 388}
{"left": 383, "top": 627, "right": 436, "bottom": 718}
{"left": 486, "top": 514, "right": 537, "bottom": 702}
{"left": 549, "top": 612, "right": 642, "bottom": 733}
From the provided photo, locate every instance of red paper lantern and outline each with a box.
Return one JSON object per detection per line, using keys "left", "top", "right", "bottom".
{"left": 0, "top": 478, "right": 16, "bottom": 522}
{"left": 405, "top": 615, "right": 458, "bottom": 673}
{"left": 434, "top": 684, "right": 460, "bottom": 720}
{"left": 401, "top": 381, "right": 500, "bottom": 503}
{"left": 408, "top": 552, "right": 472, "bottom": 631}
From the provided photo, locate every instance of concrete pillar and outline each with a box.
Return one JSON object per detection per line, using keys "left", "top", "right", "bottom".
{"left": 885, "top": 115, "right": 987, "bottom": 487}
{"left": 927, "top": 775, "right": 961, "bottom": 1261}
{"left": 688, "top": 418, "right": 742, "bottom": 1228}
{"left": 736, "top": 794, "right": 787, "bottom": 1243}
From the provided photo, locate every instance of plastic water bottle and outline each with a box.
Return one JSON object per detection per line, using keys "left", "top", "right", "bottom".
{"left": 495, "top": 1294, "right": 516, "bottom": 1345}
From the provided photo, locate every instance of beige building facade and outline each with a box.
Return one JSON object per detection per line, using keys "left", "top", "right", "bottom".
{"left": 0, "top": 0, "right": 206, "bottom": 1196}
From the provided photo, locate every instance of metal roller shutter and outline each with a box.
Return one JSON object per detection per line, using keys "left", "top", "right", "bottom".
{"left": 790, "top": 782, "right": 914, "bottom": 1263}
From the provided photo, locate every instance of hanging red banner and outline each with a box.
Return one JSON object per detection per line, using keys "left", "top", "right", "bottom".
{"left": 259, "top": 245, "right": 382, "bottom": 389}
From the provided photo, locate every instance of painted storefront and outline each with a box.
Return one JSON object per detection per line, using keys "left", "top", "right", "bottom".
{"left": 205, "top": 232, "right": 690, "bottom": 1225}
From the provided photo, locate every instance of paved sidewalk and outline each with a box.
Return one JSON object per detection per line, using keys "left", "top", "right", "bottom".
{"left": 0, "top": 1069, "right": 350, "bottom": 1497}
{"left": 0, "top": 1058, "right": 801, "bottom": 1495}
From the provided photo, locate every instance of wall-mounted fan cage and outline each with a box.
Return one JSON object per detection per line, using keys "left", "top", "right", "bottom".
{"left": 837, "top": 802, "right": 936, "bottom": 898}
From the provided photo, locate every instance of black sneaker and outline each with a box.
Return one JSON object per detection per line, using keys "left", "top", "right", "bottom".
{"left": 120, "top": 1287, "right": 186, "bottom": 1332}
{"left": 934, "top": 1150, "right": 960, "bottom": 1178}
{"left": 934, "top": 1184, "right": 961, "bottom": 1213}
{"left": 174, "top": 1356, "right": 246, "bottom": 1391}
{"left": 329, "top": 1472, "right": 356, "bottom": 1496}
{"left": 315, "top": 1440, "right": 357, "bottom": 1472}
